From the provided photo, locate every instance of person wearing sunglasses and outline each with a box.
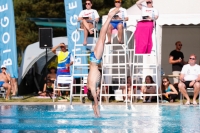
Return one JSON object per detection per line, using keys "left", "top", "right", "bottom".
{"left": 161, "top": 77, "right": 178, "bottom": 103}
{"left": 78, "top": 0, "right": 100, "bottom": 46}
{"left": 106, "top": 0, "right": 128, "bottom": 44}
{"left": 141, "top": 75, "right": 156, "bottom": 103}
{"left": 178, "top": 54, "right": 200, "bottom": 105}
{"left": 51, "top": 43, "right": 74, "bottom": 98}
{"left": 0, "top": 65, "right": 11, "bottom": 100}
{"left": 135, "top": 0, "right": 158, "bottom": 54}
{"left": 169, "top": 41, "right": 186, "bottom": 84}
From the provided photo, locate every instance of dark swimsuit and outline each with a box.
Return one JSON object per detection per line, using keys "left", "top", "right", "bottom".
{"left": 46, "top": 86, "right": 53, "bottom": 93}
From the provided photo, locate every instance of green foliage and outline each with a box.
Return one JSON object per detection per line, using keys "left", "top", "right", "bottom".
{"left": 18, "top": 55, "right": 22, "bottom": 66}
{"left": 14, "top": 0, "right": 66, "bottom": 66}
{"left": 14, "top": 0, "right": 66, "bottom": 49}
{"left": 14, "top": 0, "right": 136, "bottom": 66}
{"left": 82, "top": 0, "right": 137, "bottom": 16}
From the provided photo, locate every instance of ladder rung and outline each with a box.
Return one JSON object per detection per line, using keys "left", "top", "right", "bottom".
{"left": 103, "top": 74, "right": 126, "bottom": 76}
{"left": 100, "top": 94, "right": 130, "bottom": 96}
{"left": 131, "top": 84, "right": 158, "bottom": 86}
{"left": 74, "top": 54, "right": 90, "bottom": 56}
{"left": 132, "top": 74, "right": 157, "bottom": 76}
{"left": 103, "top": 54, "right": 127, "bottom": 56}
{"left": 112, "top": 49, "right": 131, "bottom": 52}
{"left": 104, "top": 66, "right": 130, "bottom": 69}
{"left": 73, "top": 74, "right": 88, "bottom": 76}
{"left": 133, "top": 67, "right": 157, "bottom": 69}
{"left": 75, "top": 44, "right": 96, "bottom": 46}
{"left": 112, "top": 76, "right": 127, "bottom": 78}
{"left": 74, "top": 64, "right": 90, "bottom": 66}
{"left": 71, "top": 94, "right": 87, "bottom": 96}
{"left": 105, "top": 44, "right": 125, "bottom": 46}
{"left": 133, "top": 63, "right": 157, "bottom": 66}
{"left": 100, "top": 94, "right": 161, "bottom": 96}
{"left": 73, "top": 68, "right": 89, "bottom": 70}
{"left": 130, "top": 94, "right": 161, "bottom": 96}
{"left": 134, "top": 55, "right": 156, "bottom": 57}
{"left": 101, "top": 84, "right": 126, "bottom": 86}
{"left": 103, "top": 63, "right": 126, "bottom": 66}
{"left": 54, "top": 89, "right": 70, "bottom": 91}
{"left": 72, "top": 84, "right": 87, "bottom": 86}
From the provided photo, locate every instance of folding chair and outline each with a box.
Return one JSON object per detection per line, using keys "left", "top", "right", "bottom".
{"left": 53, "top": 75, "right": 73, "bottom": 102}
{"left": 180, "top": 88, "right": 200, "bottom": 104}
{"left": 0, "top": 87, "right": 6, "bottom": 99}
{"left": 77, "top": 19, "right": 99, "bottom": 44}
{"left": 80, "top": 76, "right": 88, "bottom": 102}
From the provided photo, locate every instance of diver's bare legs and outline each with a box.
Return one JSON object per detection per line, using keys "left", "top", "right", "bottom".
{"left": 94, "top": 8, "right": 120, "bottom": 59}
{"left": 88, "top": 70, "right": 101, "bottom": 117}
{"left": 87, "top": 8, "right": 120, "bottom": 117}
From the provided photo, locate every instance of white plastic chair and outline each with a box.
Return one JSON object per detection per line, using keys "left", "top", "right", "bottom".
{"left": 77, "top": 19, "right": 99, "bottom": 44}
{"left": 180, "top": 88, "right": 200, "bottom": 104}
{"left": 53, "top": 75, "right": 73, "bottom": 102}
{"left": 0, "top": 87, "right": 6, "bottom": 99}
{"left": 80, "top": 76, "right": 88, "bottom": 102}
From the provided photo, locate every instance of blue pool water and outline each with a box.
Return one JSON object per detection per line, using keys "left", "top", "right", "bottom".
{"left": 0, "top": 105, "right": 199, "bottom": 133}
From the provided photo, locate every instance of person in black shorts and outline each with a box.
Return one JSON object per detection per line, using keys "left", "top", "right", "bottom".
{"left": 178, "top": 54, "right": 200, "bottom": 105}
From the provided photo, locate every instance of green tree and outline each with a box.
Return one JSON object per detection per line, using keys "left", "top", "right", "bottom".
{"left": 82, "top": 0, "right": 137, "bottom": 16}
{"left": 14, "top": 0, "right": 66, "bottom": 65}
{"left": 14, "top": 0, "right": 136, "bottom": 65}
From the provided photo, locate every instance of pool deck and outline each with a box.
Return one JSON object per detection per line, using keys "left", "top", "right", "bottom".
{"left": 0, "top": 102, "right": 182, "bottom": 106}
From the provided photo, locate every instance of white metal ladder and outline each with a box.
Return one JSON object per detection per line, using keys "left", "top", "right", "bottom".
{"left": 99, "top": 16, "right": 135, "bottom": 108}
{"left": 130, "top": 26, "right": 161, "bottom": 105}
{"left": 70, "top": 20, "right": 98, "bottom": 105}
{"left": 99, "top": 43, "right": 130, "bottom": 108}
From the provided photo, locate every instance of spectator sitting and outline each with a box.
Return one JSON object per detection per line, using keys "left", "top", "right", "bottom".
{"left": 141, "top": 75, "right": 156, "bottom": 103}
{"left": 78, "top": 0, "right": 99, "bottom": 45}
{"left": 45, "top": 67, "right": 56, "bottom": 82}
{"left": 106, "top": 0, "right": 128, "bottom": 44}
{"left": 39, "top": 79, "right": 54, "bottom": 97}
{"left": 120, "top": 76, "right": 135, "bottom": 102}
{"left": 135, "top": 0, "right": 159, "bottom": 54}
{"left": 0, "top": 65, "right": 11, "bottom": 100}
{"left": 161, "top": 77, "right": 178, "bottom": 103}
{"left": 178, "top": 54, "right": 200, "bottom": 105}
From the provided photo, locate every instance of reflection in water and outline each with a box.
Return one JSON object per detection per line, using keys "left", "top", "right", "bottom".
{"left": 0, "top": 105, "right": 199, "bottom": 132}
{"left": 0, "top": 105, "right": 18, "bottom": 133}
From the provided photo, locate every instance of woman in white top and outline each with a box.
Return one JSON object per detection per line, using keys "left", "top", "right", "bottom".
{"left": 78, "top": 0, "right": 99, "bottom": 45}
{"left": 135, "top": 0, "right": 159, "bottom": 54}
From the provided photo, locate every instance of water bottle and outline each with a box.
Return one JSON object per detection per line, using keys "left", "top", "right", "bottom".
{"left": 152, "top": 10, "right": 155, "bottom": 21}
{"left": 161, "top": 68, "right": 165, "bottom": 76}
{"left": 92, "top": 11, "right": 95, "bottom": 21}
{"left": 122, "top": 11, "right": 124, "bottom": 20}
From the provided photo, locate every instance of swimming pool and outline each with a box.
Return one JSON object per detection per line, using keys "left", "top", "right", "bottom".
{"left": 0, "top": 105, "right": 199, "bottom": 133}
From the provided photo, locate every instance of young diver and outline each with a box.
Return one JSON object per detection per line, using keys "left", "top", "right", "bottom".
{"left": 87, "top": 8, "right": 120, "bottom": 117}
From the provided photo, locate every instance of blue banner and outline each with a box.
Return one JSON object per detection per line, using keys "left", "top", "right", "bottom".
{"left": 64, "top": 0, "right": 88, "bottom": 77}
{"left": 0, "top": 0, "right": 18, "bottom": 78}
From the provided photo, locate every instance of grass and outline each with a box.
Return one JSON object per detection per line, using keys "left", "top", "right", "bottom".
{"left": 0, "top": 94, "right": 183, "bottom": 104}
{"left": 0, "top": 94, "right": 88, "bottom": 102}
